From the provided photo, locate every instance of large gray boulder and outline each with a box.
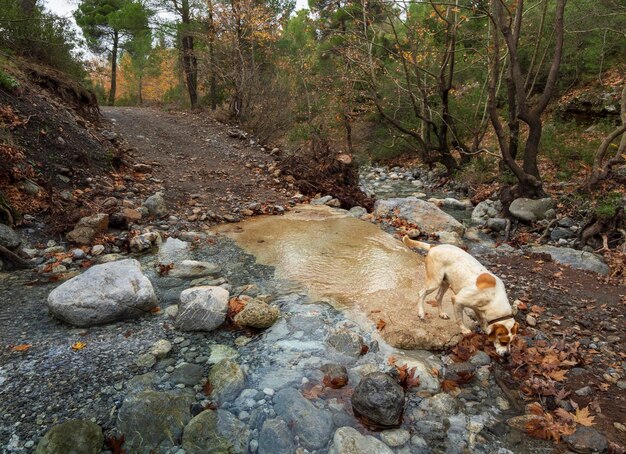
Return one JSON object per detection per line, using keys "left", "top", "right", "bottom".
{"left": 117, "top": 390, "right": 194, "bottom": 453}
{"left": 328, "top": 427, "right": 393, "bottom": 454}
{"left": 373, "top": 197, "right": 464, "bottom": 235}
{"left": 0, "top": 224, "right": 21, "bottom": 249}
{"left": 35, "top": 420, "right": 103, "bottom": 454}
{"left": 274, "top": 388, "right": 334, "bottom": 451}
{"left": 530, "top": 245, "right": 609, "bottom": 275}
{"left": 351, "top": 372, "right": 404, "bottom": 427}
{"left": 47, "top": 259, "right": 157, "bottom": 326}
{"left": 509, "top": 198, "right": 554, "bottom": 222}
{"left": 175, "top": 286, "right": 229, "bottom": 331}
{"left": 182, "top": 409, "right": 250, "bottom": 454}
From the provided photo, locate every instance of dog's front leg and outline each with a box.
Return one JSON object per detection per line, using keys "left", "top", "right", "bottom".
{"left": 452, "top": 296, "right": 472, "bottom": 334}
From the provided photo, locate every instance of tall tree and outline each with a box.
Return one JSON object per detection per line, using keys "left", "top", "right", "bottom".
{"left": 484, "top": 0, "right": 566, "bottom": 198}
{"left": 76, "top": 0, "right": 150, "bottom": 105}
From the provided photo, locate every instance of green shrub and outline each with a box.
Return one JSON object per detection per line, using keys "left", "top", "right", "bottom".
{"left": 0, "top": 70, "right": 19, "bottom": 91}
{"left": 594, "top": 192, "right": 623, "bottom": 219}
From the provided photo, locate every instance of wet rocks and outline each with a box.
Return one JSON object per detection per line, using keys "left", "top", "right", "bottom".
{"left": 129, "top": 231, "right": 161, "bottom": 253}
{"left": 47, "top": 259, "right": 157, "bottom": 326}
{"left": 529, "top": 245, "right": 609, "bottom": 275}
{"left": 321, "top": 363, "right": 349, "bottom": 388}
{"left": 374, "top": 197, "right": 464, "bottom": 236}
{"left": 182, "top": 409, "right": 250, "bottom": 454}
{"left": 328, "top": 426, "right": 393, "bottom": 454}
{"left": 157, "top": 237, "right": 190, "bottom": 264}
{"left": 169, "top": 260, "right": 220, "bottom": 278}
{"left": 208, "top": 359, "right": 245, "bottom": 403}
{"left": 380, "top": 428, "right": 410, "bottom": 447}
{"left": 117, "top": 389, "right": 194, "bottom": 453}
{"left": 169, "top": 362, "right": 204, "bottom": 386}
{"left": 509, "top": 197, "right": 555, "bottom": 222}
{"left": 273, "top": 387, "right": 334, "bottom": 450}
{"left": 562, "top": 426, "right": 608, "bottom": 453}
{"left": 471, "top": 199, "right": 502, "bottom": 225}
{"left": 34, "top": 419, "right": 103, "bottom": 454}
{"left": 66, "top": 213, "right": 109, "bottom": 245}
{"left": 351, "top": 372, "right": 404, "bottom": 427}
{"left": 149, "top": 339, "right": 172, "bottom": 359}
{"left": 258, "top": 418, "right": 295, "bottom": 454}
{"left": 142, "top": 192, "right": 167, "bottom": 217}
{"left": 327, "top": 329, "right": 365, "bottom": 358}
{"left": 175, "top": 286, "right": 229, "bottom": 331}
{"left": 418, "top": 392, "right": 459, "bottom": 416}
{"left": 0, "top": 224, "right": 21, "bottom": 250}
{"left": 234, "top": 299, "right": 279, "bottom": 329}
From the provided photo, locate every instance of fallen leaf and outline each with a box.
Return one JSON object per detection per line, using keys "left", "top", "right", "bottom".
{"left": 442, "top": 379, "right": 460, "bottom": 393}
{"left": 376, "top": 319, "right": 386, "bottom": 331}
{"left": 573, "top": 407, "right": 595, "bottom": 427}
{"left": 203, "top": 381, "right": 213, "bottom": 396}
{"left": 150, "top": 306, "right": 161, "bottom": 314}
{"left": 71, "top": 341, "right": 87, "bottom": 351}
{"left": 12, "top": 344, "right": 31, "bottom": 352}
{"left": 105, "top": 434, "right": 126, "bottom": 454}
{"left": 387, "top": 356, "right": 397, "bottom": 365}
{"left": 547, "top": 369, "right": 568, "bottom": 381}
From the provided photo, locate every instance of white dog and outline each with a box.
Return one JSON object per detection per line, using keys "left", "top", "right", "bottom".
{"left": 403, "top": 236, "right": 518, "bottom": 355}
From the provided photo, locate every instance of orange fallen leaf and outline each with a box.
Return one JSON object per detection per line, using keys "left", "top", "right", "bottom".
{"left": 376, "top": 319, "right": 386, "bottom": 331}
{"left": 387, "top": 356, "right": 397, "bottom": 365}
{"left": 150, "top": 306, "right": 161, "bottom": 314}
{"left": 573, "top": 406, "right": 595, "bottom": 427}
{"left": 548, "top": 369, "right": 568, "bottom": 382}
{"left": 71, "top": 341, "right": 87, "bottom": 351}
{"left": 12, "top": 344, "right": 31, "bottom": 352}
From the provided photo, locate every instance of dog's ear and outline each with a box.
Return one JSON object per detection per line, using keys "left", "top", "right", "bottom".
{"left": 512, "top": 322, "right": 519, "bottom": 335}
{"left": 476, "top": 273, "right": 496, "bottom": 290}
{"left": 488, "top": 323, "right": 507, "bottom": 341}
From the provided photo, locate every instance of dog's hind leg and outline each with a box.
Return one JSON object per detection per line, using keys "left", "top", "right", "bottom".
{"left": 434, "top": 281, "right": 450, "bottom": 319}
{"left": 417, "top": 262, "right": 445, "bottom": 320}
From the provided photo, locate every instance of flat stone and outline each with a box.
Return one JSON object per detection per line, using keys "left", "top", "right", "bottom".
{"left": 150, "top": 339, "right": 172, "bottom": 359}
{"left": 509, "top": 197, "right": 554, "bottom": 222}
{"left": 169, "top": 260, "right": 220, "bottom": 278}
{"left": 530, "top": 245, "right": 609, "bottom": 275}
{"left": 373, "top": 197, "right": 464, "bottom": 236}
{"left": 207, "top": 344, "right": 239, "bottom": 365}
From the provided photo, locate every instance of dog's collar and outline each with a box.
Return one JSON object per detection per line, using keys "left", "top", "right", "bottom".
{"left": 487, "top": 314, "right": 515, "bottom": 326}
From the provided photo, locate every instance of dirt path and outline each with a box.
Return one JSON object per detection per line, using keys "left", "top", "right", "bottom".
{"left": 101, "top": 107, "right": 290, "bottom": 221}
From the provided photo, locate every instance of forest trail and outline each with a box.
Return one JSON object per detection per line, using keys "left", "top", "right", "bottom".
{"left": 101, "top": 106, "right": 289, "bottom": 219}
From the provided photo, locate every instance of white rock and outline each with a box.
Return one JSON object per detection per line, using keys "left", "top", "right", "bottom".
{"left": 47, "top": 259, "right": 157, "bottom": 327}
{"left": 175, "top": 286, "right": 229, "bottom": 331}
{"left": 169, "top": 260, "right": 220, "bottom": 278}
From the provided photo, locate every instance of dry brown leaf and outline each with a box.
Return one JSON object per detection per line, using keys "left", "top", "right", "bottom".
{"left": 376, "top": 319, "right": 386, "bottom": 331}
{"left": 12, "top": 344, "right": 31, "bottom": 352}
{"left": 573, "top": 407, "right": 595, "bottom": 427}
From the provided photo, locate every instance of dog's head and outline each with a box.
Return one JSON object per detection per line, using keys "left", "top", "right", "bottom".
{"left": 488, "top": 319, "right": 519, "bottom": 356}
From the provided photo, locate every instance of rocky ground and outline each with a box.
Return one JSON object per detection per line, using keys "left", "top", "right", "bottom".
{"left": 0, "top": 107, "right": 624, "bottom": 454}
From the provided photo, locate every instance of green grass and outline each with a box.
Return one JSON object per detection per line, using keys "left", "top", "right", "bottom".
{"left": 0, "top": 70, "right": 19, "bottom": 91}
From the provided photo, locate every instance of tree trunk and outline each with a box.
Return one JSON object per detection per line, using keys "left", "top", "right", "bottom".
{"left": 181, "top": 0, "right": 198, "bottom": 108}
{"left": 108, "top": 31, "right": 119, "bottom": 106}
{"left": 138, "top": 75, "right": 143, "bottom": 105}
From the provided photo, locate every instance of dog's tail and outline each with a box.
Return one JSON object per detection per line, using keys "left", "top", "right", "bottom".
{"left": 402, "top": 235, "right": 431, "bottom": 252}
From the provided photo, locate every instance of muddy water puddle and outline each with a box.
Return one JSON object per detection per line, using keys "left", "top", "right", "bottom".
{"left": 217, "top": 205, "right": 467, "bottom": 350}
